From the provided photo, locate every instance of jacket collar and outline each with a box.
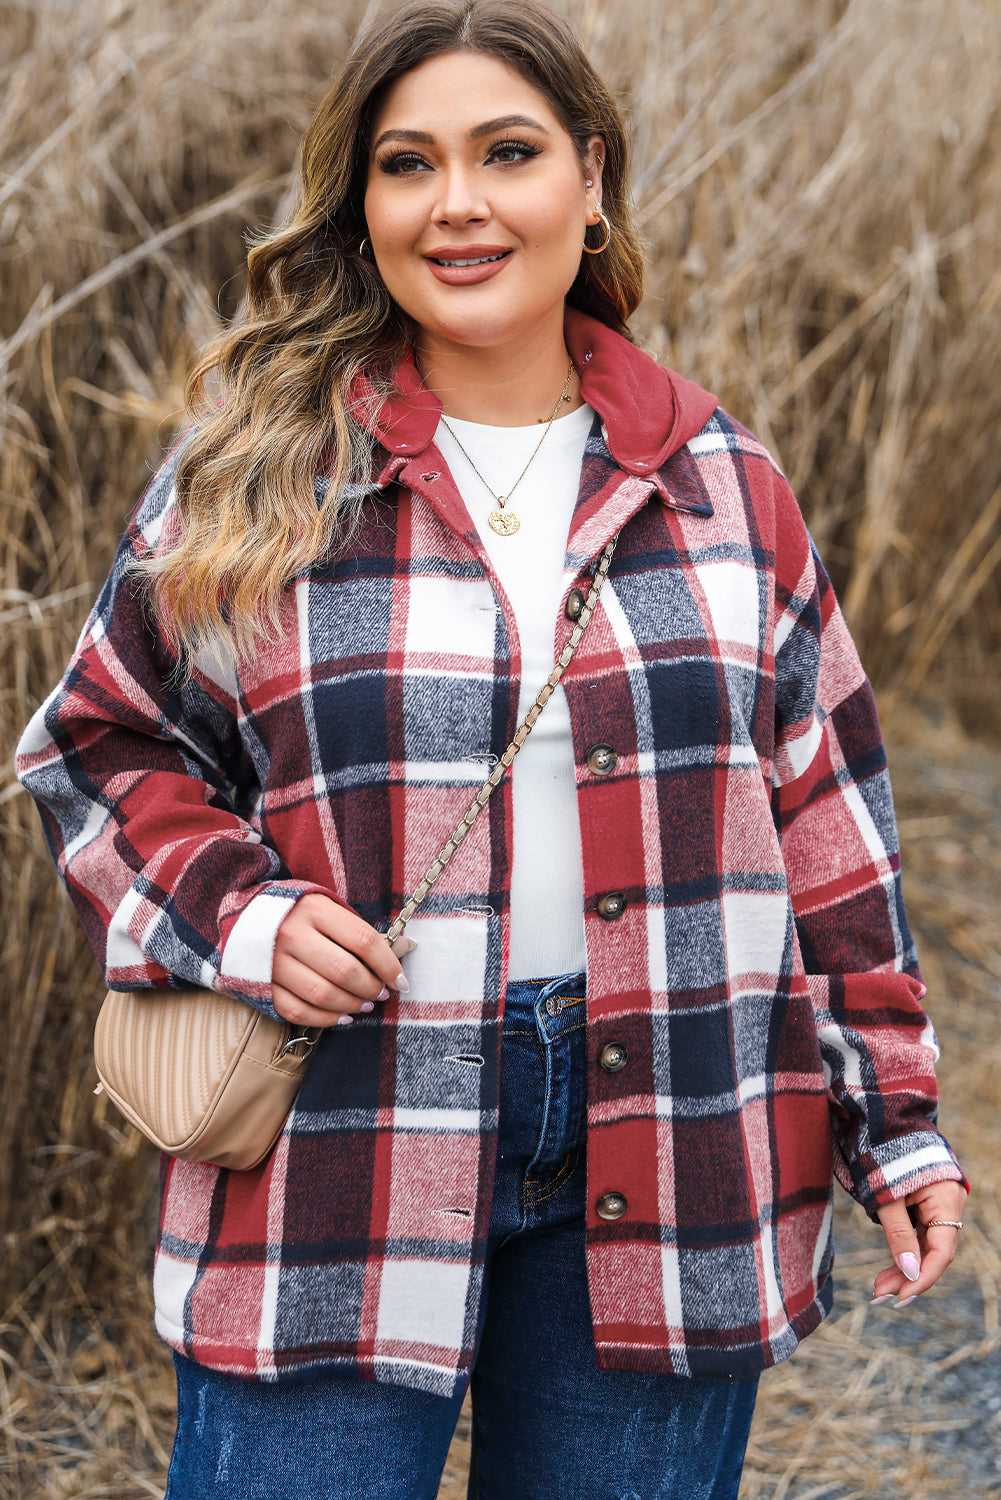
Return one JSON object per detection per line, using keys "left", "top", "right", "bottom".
{"left": 352, "top": 307, "right": 718, "bottom": 489}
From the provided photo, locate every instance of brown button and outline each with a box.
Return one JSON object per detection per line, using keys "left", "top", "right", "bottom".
{"left": 597, "top": 891, "right": 627, "bottom": 920}
{"left": 565, "top": 588, "right": 586, "bottom": 621}
{"left": 596, "top": 1191, "right": 628, "bottom": 1221}
{"left": 586, "top": 744, "right": 617, "bottom": 775}
{"left": 599, "top": 1041, "right": 628, "bottom": 1073}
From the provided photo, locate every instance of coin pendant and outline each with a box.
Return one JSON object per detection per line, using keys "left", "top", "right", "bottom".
{"left": 488, "top": 508, "right": 520, "bottom": 536}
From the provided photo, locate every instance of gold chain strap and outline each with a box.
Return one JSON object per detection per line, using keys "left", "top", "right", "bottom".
{"left": 386, "top": 532, "right": 619, "bottom": 945}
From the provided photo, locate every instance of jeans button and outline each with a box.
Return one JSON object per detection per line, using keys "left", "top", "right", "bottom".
{"left": 599, "top": 1041, "right": 628, "bottom": 1073}
{"left": 596, "top": 1191, "right": 628, "bottom": 1221}
{"left": 597, "top": 891, "right": 626, "bottom": 920}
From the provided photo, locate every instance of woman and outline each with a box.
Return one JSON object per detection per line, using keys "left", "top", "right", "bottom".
{"left": 16, "top": 1, "right": 968, "bottom": 1496}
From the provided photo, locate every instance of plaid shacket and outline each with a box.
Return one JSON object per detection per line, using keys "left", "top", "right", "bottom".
{"left": 16, "top": 310, "right": 965, "bottom": 1394}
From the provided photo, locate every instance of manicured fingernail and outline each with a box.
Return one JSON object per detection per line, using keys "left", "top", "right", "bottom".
{"left": 894, "top": 1295, "right": 918, "bottom": 1309}
{"left": 359, "top": 1001, "right": 374, "bottom": 1013}
{"left": 391, "top": 936, "right": 418, "bottom": 957}
{"left": 376, "top": 986, "right": 390, "bottom": 1001}
{"left": 395, "top": 973, "right": 410, "bottom": 993}
{"left": 337, "top": 1014, "right": 354, "bottom": 1026}
{"left": 898, "top": 1253, "right": 920, "bottom": 1282}
{"left": 870, "top": 1294, "right": 895, "bottom": 1306}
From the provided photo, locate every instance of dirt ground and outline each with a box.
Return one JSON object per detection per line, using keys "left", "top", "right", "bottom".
{"left": 2, "top": 702, "right": 998, "bottom": 1499}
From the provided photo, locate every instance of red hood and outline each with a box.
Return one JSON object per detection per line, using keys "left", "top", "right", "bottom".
{"left": 351, "top": 307, "right": 717, "bottom": 479}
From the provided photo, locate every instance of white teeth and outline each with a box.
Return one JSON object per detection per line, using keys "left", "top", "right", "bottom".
{"left": 433, "top": 254, "right": 507, "bottom": 267}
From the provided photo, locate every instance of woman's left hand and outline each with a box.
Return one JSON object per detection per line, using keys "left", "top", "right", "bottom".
{"left": 872, "top": 1179, "right": 969, "bottom": 1305}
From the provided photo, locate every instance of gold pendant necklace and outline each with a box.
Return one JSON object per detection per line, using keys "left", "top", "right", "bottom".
{"left": 487, "top": 507, "right": 521, "bottom": 537}
{"left": 438, "top": 359, "right": 576, "bottom": 536}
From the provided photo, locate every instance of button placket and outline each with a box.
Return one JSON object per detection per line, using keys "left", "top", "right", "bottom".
{"left": 565, "top": 587, "right": 586, "bottom": 621}
{"left": 586, "top": 743, "right": 617, "bottom": 775}
{"left": 595, "top": 1191, "right": 628, "bottom": 1221}
{"left": 596, "top": 891, "right": 627, "bottom": 920}
{"left": 599, "top": 1041, "right": 628, "bottom": 1073}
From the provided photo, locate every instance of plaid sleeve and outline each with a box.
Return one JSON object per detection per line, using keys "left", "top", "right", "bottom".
{"left": 771, "top": 487, "right": 967, "bottom": 1216}
{"left": 14, "top": 449, "right": 343, "bottom": 1015}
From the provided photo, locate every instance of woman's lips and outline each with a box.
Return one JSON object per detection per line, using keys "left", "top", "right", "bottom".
{"left": 424, "top": 249, "right": 513, "bottom": 286}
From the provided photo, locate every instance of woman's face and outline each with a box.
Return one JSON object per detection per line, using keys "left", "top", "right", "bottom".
{"left": 364, "top": 50, "right": 604, "bottom": 358}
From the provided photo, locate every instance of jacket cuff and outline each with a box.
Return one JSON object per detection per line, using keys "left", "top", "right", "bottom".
{"left": 838, "top": 1131, "right": 969, "bottom": 1220}
{"left": 216, "top": 881, "right": 351, "bottom": 1019}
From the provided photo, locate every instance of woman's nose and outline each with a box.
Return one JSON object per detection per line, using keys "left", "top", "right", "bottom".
{"left": 432, "top": 165, "right": 489, "bottom": 226}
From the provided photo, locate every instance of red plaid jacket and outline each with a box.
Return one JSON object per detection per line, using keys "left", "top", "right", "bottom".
{"left": 17, "top": 310, "right": 965, "bottom": 1394}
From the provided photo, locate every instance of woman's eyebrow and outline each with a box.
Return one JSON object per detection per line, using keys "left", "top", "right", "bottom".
{"left": 469, "top": 114, "right": 550, "bottom": 139}
{"left": 372, "top": 127, "right": 435, "bottom": 150}
{"left": 372, "top": 114, "right": 551, "bottom": 152}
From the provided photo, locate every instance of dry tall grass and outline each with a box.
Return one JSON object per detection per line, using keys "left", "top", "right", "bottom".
{"left": 2, "top": 0, "right": 999, "bottom": 1496}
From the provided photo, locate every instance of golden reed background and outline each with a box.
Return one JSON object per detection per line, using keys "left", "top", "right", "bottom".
{"left": 1, "top": 1, "right": 999, "bottom": 1495}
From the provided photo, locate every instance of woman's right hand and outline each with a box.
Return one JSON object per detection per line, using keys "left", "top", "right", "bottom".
{"left": 272, "top": 894, "right": 413, "bottom": 1027}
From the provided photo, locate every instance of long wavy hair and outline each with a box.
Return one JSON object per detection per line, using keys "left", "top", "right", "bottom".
{"left": 147, "top": 0, "right": 645, "bottom": 658}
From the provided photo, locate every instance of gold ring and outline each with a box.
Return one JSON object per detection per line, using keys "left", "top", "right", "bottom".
{"left": 925, "top": 1219, "right": 963, "bottom": 1229}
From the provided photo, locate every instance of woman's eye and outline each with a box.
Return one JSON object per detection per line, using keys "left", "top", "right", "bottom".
{"left": 376, "top": 140, "right": 540, "bottom": 175}
{"left": 379, "top": 152, "right": 431, "bottom": 176}
{"left": 488, "top": 140, "right": 540, "bottom": 165}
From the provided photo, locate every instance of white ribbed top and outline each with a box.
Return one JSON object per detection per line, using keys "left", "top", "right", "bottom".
{"left": 434, "top": 403, "right": 593, "bottom": 980}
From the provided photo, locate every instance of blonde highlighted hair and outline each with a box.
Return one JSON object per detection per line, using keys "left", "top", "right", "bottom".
{"left": 148, "top": 0, "right": 645, "bottom": 658}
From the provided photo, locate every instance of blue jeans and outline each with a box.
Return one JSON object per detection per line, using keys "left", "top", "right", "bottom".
{"left": 165, "top": 973, "right": 757, "bottom": 1499}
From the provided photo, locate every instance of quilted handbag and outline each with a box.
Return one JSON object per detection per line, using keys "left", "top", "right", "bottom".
{"left": 94, "top": 987, "right": 316, "bottom": 1169}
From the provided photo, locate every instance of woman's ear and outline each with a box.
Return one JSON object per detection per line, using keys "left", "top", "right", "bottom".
{"left": 584, "top": 135, "right": 606, "bottom": 217}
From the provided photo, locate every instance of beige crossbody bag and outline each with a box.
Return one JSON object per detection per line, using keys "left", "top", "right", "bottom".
{"left": 94, "top": 535, "right": 618, "bottom": 1170}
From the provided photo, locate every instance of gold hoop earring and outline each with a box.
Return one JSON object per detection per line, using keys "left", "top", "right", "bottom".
{"left": 582, "top": 209, "right": 611, "bottom": 255}
{"left": 359, "top": 237, "right": 370, "bottom": 256}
